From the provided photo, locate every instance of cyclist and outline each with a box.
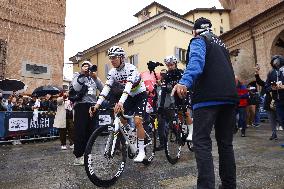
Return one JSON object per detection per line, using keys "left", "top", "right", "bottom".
{"left": 90, "top": 46, "right": 147, "bottom": 162}
{"left": 158, "top": 55, "right": 193, "bottom": 142}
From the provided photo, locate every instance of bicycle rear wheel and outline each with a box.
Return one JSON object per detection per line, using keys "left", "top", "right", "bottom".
{"left": 187, "top": 141, "right": 194, "bottom": 152}
{"left": 164, "top": 121, "right": 182, "bottom": 164}
{"left": 142, "top": 128, "right": 157, "bottom": 165}
{"left": 84, "top": 125, "right": 127, "bottom": 187}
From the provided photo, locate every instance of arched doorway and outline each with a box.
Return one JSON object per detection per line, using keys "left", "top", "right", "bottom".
{"left": 230, "top": 48, "right": 255, "bottom": 83}
{"left": 271, "top": 30, "right": 284, "bottom": 57}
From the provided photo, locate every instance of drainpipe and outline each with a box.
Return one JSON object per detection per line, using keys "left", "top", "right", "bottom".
{"left": 249, "top": 23, "right": 257, "bottom": 65}
{"left": 96, "top": 50, "right": 99, "bottom": 68}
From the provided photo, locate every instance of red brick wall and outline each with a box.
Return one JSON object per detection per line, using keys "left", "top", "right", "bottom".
{"left": 219, "top": 0, "right": 282, "bottom": 28}
{"left": 0, "top": 0, "right": 66, "bottom": 94}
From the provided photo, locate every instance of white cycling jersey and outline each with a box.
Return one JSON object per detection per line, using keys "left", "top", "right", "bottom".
{"left": 97, "top": 63, "right": 146, "bottom": 105}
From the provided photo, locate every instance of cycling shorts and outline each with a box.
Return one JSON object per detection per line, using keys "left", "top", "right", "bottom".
{"left": 123, "top": 91, "right": 147, "bottom": 118}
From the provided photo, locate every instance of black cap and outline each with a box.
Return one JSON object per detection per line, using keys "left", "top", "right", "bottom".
{"left": 193, "top": 17, "right": 212, "bottom": 30}
{"left": 271, "top": 55, "right": 284, "bottom": 69}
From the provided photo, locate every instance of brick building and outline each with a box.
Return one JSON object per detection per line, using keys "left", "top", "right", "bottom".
{"left": 219, "top": 0, "right": 284, "bottom": 83}
{"left": 0, "top": 0, "right": 66, "bottom": 94}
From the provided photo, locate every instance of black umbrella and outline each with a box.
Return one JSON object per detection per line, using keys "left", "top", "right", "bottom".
{"left": 0, "top": 78, "right": 25, "bottom": 91}
{"left": 32, "top": 85, "right": 61, "bottom": 97}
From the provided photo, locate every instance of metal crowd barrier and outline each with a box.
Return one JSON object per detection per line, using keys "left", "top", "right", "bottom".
{"left": 0, "top": 111, "right": 59, "bottom": 144}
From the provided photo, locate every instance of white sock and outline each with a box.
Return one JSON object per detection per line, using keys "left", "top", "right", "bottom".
{"left": 187, "top": 124, "right": 193, "bottom": 141}
{"left": 137, "top": 139, "right": 145, "bottom": 153}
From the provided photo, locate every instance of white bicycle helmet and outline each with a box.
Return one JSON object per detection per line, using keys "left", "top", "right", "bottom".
{"left": 164, "top": 55, "right": 178, "bottom": 64}
{"left": 107, "top": 46, "right": 125, "bottom": 57}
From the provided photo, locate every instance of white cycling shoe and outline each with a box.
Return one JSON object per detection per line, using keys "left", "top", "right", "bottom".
{"left": 186, "top": 124, "right": 193, "bottom": 141}
{"left": 134, "top": 139, "right": 146, "bottom": 162}
{"left": 133, "top": 150, "right": 146, "bottom": 162}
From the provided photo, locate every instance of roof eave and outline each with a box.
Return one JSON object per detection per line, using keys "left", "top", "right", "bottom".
{"left": 69, "top": 12, "right": 193, "bottom": 62}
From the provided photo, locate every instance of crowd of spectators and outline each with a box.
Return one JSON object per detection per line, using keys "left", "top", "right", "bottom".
{"left": 0, "top": 91, "right": 57, "bottom": 112}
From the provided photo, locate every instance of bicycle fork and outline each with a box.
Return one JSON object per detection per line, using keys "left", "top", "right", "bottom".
{"left": 104, "top": 116, "right": 120, "bottom": 158}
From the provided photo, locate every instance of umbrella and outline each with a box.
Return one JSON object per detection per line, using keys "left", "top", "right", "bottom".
{"left": 32, "top": 85, "right": 61, "bottom": 97}
{"left": 0, "top": 78, "right": 25, "bottom": 91}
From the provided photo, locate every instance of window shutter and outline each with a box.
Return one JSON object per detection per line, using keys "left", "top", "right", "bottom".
{"left": 134, "top": 54, "right": 138, "bottom": 67}
{"left": 104, "top": 64, "right": 109, "bottom": 78}
{"left": 175, "top": 47, "right": 180, "bottom": 61}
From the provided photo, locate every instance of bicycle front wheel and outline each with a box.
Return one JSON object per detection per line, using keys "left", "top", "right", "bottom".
{"left": 84, "top": 125, "right": 127, "bottom": 187}
{"left": 164, "top": 122, "right": 182, "bottom": 164}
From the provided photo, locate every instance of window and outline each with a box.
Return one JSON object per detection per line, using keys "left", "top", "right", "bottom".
{"left": 221, "top": 18, "right": 223, "bottom": 24}
{"left": 105, "top": 64, "right": 109, "bottom": 78}
{"left": 128, "top": 40, "right": 134, "bottom": 46}
{"left": 128, "top": 54, "right": 138, "bottom": 67}
{"left": 63, "top": 85, "right": 69, "bottom": 90}
{"left": 220, "top": 26, "right": 224, "bottom": 34}
{"left": 175, "top": 47, "right": 187, "bottom": 64}
{"left": 129, "top": 55, "right": 134, "bottom": 64}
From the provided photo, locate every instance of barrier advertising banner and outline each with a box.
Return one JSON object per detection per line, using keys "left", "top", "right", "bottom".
{"left": 3, "top": 111, "right": 55, "bottom": 138}
{"left": 0, "top": 112, "right": 5, "bottom": 138}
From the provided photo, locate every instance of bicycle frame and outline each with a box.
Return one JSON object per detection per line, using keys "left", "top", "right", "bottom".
{"left": 106, "top": 113, "right": 153, "bottom": 158}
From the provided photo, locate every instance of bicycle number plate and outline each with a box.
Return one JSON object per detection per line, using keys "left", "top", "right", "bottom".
{"left": 99, "top": 114, "right": 112, "bottom": 126}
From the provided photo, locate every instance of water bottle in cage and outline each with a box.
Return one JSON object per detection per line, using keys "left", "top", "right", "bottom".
{"left": 182, "top": 124, "right": 187, "bottom": 133}
{"left": 124, "top": 124, "right": 136, "bottom": 145}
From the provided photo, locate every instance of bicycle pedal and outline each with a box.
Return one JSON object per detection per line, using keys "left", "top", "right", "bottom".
{"left": 144, "top": 141, "right": 152, "bottom": 147}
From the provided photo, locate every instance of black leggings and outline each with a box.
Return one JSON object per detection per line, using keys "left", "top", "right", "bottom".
{"left": 73, "top": 103, "right": 96, "bottom": 158}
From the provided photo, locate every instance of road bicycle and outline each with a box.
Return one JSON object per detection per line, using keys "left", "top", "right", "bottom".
{"left": 84, "top": 108, "right": 157, "bottom": 187}
{"left": 164, "top": 105, "right": 193, "bottom": 164}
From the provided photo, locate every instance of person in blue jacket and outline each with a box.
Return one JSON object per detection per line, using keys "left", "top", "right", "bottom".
{"left": 172, "top": 17, "right": 239, "bottom": 189}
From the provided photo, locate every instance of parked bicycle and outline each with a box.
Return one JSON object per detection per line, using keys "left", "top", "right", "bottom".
{"left": 164, "top": 105, "right": 193, "bottom": 164}
{"left": 84, "top": 108, "right": 157, "bottom": 187}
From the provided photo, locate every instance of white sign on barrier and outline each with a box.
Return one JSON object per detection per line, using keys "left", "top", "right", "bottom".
{"left": 8, "top": 118, "right": 29, "bottom": 131}
{"left": 99, "top": 115, "right": 111, "bottom": 126}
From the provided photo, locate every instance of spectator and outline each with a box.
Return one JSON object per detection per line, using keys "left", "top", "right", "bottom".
{"left": 31, "top": 96, "right": 41, "bottom": 122}
{"left": 173, "top": 17, "right": 238, "bottom": 189}
{"left": 265, "top": 55, "right": 284, "bottom": 136}
{"left": 7, "top": 96, "right": 17, "bottom": 111}
{"left": 64, "top": 91, "right": 74, "bottom": 149}
{"left": 53, "top": 91, "right": 74, "bottom": 150}
{"left": 40, "top": 94, "right": 56, "bottom": 112}
{"left": 12, "top": 97, "right": 28, "bottom": 111}
{"left": 0, "top": 92, "right": 6, "bottom": 111}
{"left": 236, "top": 78, "right": 249, "bottom": 137}
{"left": 255, "top": 65, "right": 280, "bottom": 140}
{"left": 71, "top": 60, "right": 103, "bottom": 165}
{"left": 246, "top": 85, "right": 260, "bottom": 127}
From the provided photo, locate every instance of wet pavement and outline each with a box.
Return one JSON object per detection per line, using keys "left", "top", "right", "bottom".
{"left": 0, "top": 122, "right": 284, "bottom": 189}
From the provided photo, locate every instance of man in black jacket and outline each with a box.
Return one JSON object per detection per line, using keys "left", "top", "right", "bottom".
{"left": 265, "top": 55, "right": 284, "bottom": 137}
{"left": 173, "top": 17, "right": 239, "bottom": 189}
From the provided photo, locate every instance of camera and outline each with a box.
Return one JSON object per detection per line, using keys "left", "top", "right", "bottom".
{"left": 147, "top": 61, "right": 164, "bottom": 72}
{"left": 271, "top": 81, "right": 277, "bottom": 86}
{"left": 88, "top": 65, "right": 97, "bottom": 72}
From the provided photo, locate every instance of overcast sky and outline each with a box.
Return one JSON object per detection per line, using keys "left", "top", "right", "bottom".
{"left": 63, "top": 0, "right": 223, "bottom": 79}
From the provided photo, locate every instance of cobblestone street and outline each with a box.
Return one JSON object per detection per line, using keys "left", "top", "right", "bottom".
{"left": 0, "top": 122, "right": 284, "bottom": 189}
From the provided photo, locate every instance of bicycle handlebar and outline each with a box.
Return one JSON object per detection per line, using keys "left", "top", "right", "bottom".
{"left": 97, "top": 108, "right": 134, "bottom": 119}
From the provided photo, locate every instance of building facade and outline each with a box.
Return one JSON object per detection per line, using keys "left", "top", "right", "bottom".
{"left": 70, "top": 2, "right": 230, "bottom": 82}
{"left": 0, "top": 0, "right": 66, "bottom": 94}
{"left": 220, "top": 0, "right": 284, "bottom": 83}
{"left": 219, "top": 0, "right": 282, "bottom": 29}
{"left": 183, "top": 8, "right": 230, "bottom": 36}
